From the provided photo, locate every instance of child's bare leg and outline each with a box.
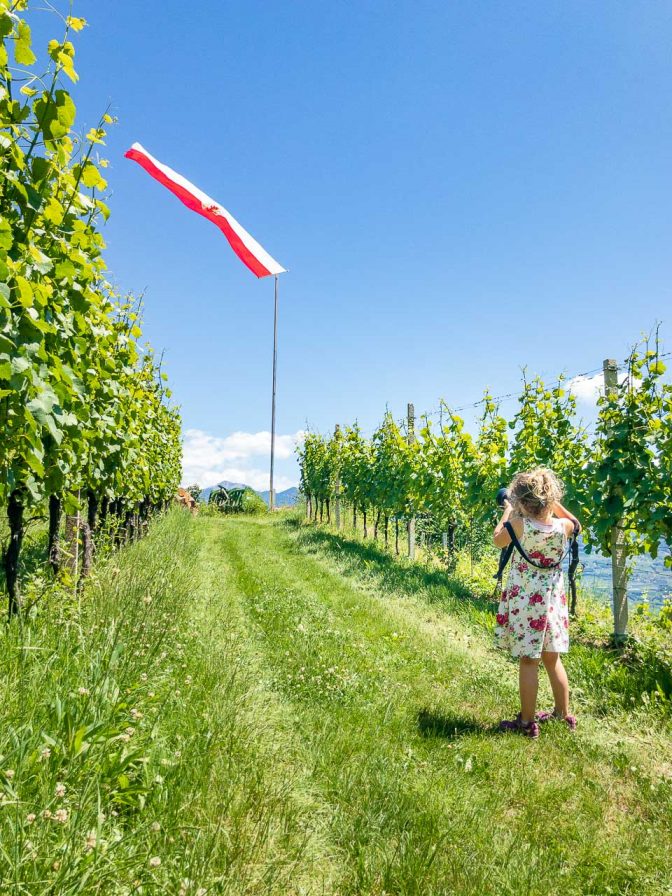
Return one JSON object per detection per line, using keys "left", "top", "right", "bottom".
{"left": 519, "top": 657, "right": 540, "bottom": 723}
{"left": 541, "top": 651, "right": 570, "bottom": 716}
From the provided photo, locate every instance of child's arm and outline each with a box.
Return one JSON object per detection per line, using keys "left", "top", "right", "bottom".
{"left": 552, "top": 501, "right": 582, "bottom": 535}
{"left": 493, "top": 500, "right": 523, "bottom": 547}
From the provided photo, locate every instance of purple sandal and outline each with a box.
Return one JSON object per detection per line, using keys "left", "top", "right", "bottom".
{"left": 536, "top": 711, "right": 577, "bottom": 731}
{"left": 499, "top": 713, "right": 540, "bottom": 738}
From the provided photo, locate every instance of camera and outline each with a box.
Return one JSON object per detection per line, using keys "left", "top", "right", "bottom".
{"left": 496, "top": 487, "right": 510, "bottom": 508}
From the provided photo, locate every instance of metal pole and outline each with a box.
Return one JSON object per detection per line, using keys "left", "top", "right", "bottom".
{"left": 269, "top": 275, "right": 279, "bottom": 511}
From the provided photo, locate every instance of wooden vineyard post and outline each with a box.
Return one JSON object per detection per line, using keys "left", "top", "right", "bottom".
{"left": 63, "top": 511, "right": 80, "bottom": 582}
{"left": 407, "top": 402, "right": 416, "bottom": 561}
{"left": 334, "top": 424, "right": 341, "bottom": 531}
{"left": 603, "top": 358, "right": 628, "bottom": 643}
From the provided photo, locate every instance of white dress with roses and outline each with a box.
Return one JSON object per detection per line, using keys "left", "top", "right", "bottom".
{"left": 495, "top": 517, "right": 569, "bottom": 659}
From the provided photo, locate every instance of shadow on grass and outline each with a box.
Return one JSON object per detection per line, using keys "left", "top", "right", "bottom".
{"left": 282, "top": 520, "right": 672, "bottom": 716}
{"left": 283, "top": 518, "right": 496, "bottom": 619}
{"left": 417, "top": 709, "right": 497, "bottom": 739}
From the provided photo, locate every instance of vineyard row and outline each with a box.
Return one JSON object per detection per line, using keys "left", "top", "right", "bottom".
{"left": 298, "top": 343, "right": 672, "bottom": 638}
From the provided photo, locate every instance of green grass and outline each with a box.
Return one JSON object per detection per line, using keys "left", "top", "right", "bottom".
{"left": 2, "top": 511, "right": 672, "bottom": 894}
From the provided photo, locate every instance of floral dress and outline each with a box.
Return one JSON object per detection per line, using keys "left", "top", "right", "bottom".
{"left": 494, "top": 517, "right": 569, "bottom": 659}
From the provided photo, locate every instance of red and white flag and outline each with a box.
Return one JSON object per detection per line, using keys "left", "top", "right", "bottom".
{"left": 124, "top": 142, "right": 286, "bottom": 279}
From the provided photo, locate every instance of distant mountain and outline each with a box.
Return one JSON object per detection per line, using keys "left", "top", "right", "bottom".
{"left": 258, "top": 486, "right": 299, "bottom": 507}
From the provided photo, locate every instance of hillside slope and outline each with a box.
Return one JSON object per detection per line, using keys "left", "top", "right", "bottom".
{"left": 191, "top": 515, "right": 672, "bottom": 896}
{"left": 3, "top": 512, "right": 670, "bottom": 895}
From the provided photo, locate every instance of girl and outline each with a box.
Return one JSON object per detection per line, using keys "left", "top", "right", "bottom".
{"left": 494, "top": 468, "right": 581, "bottom": 738}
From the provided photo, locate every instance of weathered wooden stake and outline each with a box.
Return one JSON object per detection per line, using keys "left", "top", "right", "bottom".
{"left": 407, "top": 402, "right": 416, "bottom": 560}
{"left": 603, "top": 358, "right": 628, "bottom": 643}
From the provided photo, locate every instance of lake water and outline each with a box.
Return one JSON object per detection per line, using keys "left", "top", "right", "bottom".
{"left": 579, "top": 542, "right": 672, "bottom": 609}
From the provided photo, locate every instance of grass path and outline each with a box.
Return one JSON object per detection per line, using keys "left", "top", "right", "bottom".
{"left": 192, "top": 514, "right": 672, "bottom": 896}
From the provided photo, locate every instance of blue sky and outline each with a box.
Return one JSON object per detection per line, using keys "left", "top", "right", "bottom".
{"left": 29, "top": 1, "right": 672, "bottom": 489}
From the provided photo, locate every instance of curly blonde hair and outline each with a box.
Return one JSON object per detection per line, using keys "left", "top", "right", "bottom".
{"left": 508, "top": 467, "right": 564, "bottom": 518}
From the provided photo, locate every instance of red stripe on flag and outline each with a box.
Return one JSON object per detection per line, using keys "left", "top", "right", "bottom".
{"left": 124, "top": 147, "right": 273, "bottom": 278}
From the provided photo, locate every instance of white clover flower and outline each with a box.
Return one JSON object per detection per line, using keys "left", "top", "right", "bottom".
{"left": 148, "top": 856, "right": 161, "bottom": 868}
{"left": 42, "top": 809, "right": 52, "bottom": 820}
{"left": 26, "top": 813, "right": 36, "bottom": 824}
{"left": 53, "top": 808, "right": 69, "bottom": 824}
{"left": 150, "top": 821, "right": 161, "bottom": 832}
{"left": 5, "top": 769, "right": 15, "bottom": 780}
{"left": 78, "top": 687, "right": 90, "bottom": 696}
{"left": 40, "top": 748, "right": 51, "bottom": 761}
{"left": 55, "top": 782, "right": 66, "bottom": 798}
{"left": 84, "top": 830, "right": 97, "bottom": 852}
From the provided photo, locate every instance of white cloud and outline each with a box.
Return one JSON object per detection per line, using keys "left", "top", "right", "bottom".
{"left": 568, "top": 373, "right": 604, "bottom": 404}
{"left": 181, "top": 428, "right": 305, "bottom": 490}
{"left": 568, "top": 371, "right": 637, "bottom": 405}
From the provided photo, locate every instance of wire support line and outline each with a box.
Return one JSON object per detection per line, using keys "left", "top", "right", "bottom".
{"left": 420, "top": 351, "right": 672, "bottom": 420}
{"left": 314, "top": 350, "right": 672, "bottom": 436}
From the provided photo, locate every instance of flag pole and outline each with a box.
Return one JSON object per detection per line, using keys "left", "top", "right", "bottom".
{"left": 269, "top": 274, "right": 279, "bottom": 511}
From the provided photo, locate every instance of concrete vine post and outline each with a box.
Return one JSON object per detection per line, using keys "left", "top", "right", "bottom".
{"left": 407, "top": 403, "right": 416, "bottom": 561}
{"left": 334, "top": 424, "right": 341, "bottom": 531}
{"left": 603, "top": 358, "right": 628, "bottom": 643}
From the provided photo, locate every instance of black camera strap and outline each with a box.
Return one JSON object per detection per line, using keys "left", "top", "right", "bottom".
{"left": 493, "top": 520, "right": 580, "bottom": 604}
